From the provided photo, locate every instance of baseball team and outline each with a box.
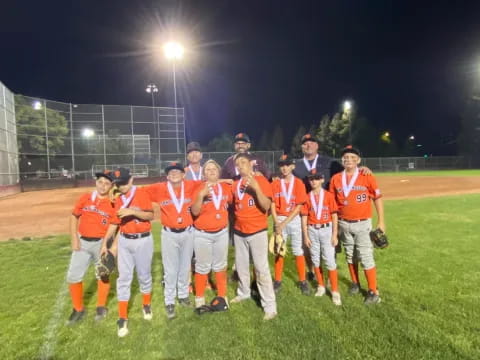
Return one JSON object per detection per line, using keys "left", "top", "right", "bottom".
{"left": 66, "top": 132, "right": 385, "bottom": 337}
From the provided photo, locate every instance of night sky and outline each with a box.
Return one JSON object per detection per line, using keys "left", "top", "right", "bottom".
{"left": 2, "top": 0, "right": 480, "bottom": 154}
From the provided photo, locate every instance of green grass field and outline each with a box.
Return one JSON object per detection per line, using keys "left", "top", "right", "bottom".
{"left": 1, "top": 194, "right": 480, "bottom": 359}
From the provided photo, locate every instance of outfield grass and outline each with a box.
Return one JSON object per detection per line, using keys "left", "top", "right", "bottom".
{"left": 376, "top": 169, "right": 480, "bottom": 176}
{"left": 1, "top": 195, "right": 480, "bottom": 359}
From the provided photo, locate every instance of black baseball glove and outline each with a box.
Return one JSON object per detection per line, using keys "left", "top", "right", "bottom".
{"left": 195, "top": 296, "right": 229, "bottom": 315}
{"left": 96, "top": 250, "right": 116, "bottom": 279}
{"left": 369, "top": 228, "right": 389, "bottom": 249}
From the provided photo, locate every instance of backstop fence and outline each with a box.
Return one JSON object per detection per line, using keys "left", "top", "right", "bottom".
{"left": 0, "top": 81, "right": 19, "bottom": 187}
{"left": 15, "top": 95, "right": 186, "bottom": 180}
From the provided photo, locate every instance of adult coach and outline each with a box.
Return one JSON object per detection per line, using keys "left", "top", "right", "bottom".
{"left": 230, "top": 153, "right": 277, "bottom": 320}
{"left": 221, "top": 133, "right": 271, "bottom": 180}
{"left": 66, "top": 170, "right": 116, "bottom": 325}
{"left": 185, "top": 141, "right": 203, "bottom": 181}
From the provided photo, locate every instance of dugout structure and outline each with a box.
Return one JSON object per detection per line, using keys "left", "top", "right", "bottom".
{"left": 15, "top": 95, "right": 186, "bottom": 180}
{"left": 0, "top": 82, "right": 19, "bottom": 197}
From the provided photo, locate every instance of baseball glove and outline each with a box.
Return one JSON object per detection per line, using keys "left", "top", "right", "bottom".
{"left": 195, "top": 296, "right": 229, "bottom": 315}
{"left": 369, "top": 228, "right": 389, "bottom": 249}
{"left": 269, "top": 233, "right": 287, "bottom": 257}
{"left": 96, "top": 250, "right": 116, "bottom": 279}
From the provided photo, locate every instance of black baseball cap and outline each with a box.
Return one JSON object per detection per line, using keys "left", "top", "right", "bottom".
{"left": 186, "top": 141, "right": 201, "bottom": 154}
{"left": 341, "top": 145, "right": 361, "bottom": 157}
{"left": 165, "top": 161, "right": 185, "bottom": 174}
{"left": 307, "top": 172, "right": 325, "bottom": 181}
{"left": 301, "top": 133, "right": 319, "bottom": 144}
{"left": 111, "top": 167, "right": 131, "bottom": 185}
{"left": 234, "top": 132, "right": 251, "bottom": 143}
{"left": 95, "top": 170, "right": 114, "bottom": 182}
{"left": 277, "top": 154, "right": 294, "bottom": 166}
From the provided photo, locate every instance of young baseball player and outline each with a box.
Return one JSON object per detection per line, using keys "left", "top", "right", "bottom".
{"left": 191, "top": 160, "right": 232, "bottom": 310}
{"left": 66, "top": 170, "right": 116, "bottom": 325}
{"left": 329, "top": 145, "right": 385, "bottom": 305}
{"left": 145, "top": 162, "right": 200, "bottom": 320}
{"left": 270, "top": 154, "right": 309, "bottom": 295}
{"left": 101, "top": 168, "right": 154, "bottom": 337}
{"left": 302, "top": 173, "right": 341, "bottom": 306}
{"left": 230, "top": 153, "right": 277, "bottom": 320}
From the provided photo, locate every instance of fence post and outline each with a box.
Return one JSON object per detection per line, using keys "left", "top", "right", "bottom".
{"left": 101, "top": 105, "right": 106, "bottom": 166}
{"left": 131, "top": 106, "right": 135, "bottom": 169}
{"left": 44, "top": 99, "right": 51, "bottom": 179}
{"left": 69, "top": 103, "right": 75, "bottom": 173}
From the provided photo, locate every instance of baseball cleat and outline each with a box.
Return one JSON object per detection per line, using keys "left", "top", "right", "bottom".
{"left": 94, "top": 306, "right": 108, "bottom": 322}
{"left": 307, "top": 271, "right": 315, "bottom": 281}
{"left": 142, "top": 304, "right": 153, "bottom": 320}
{"left": 263, "top": 312, "right": 277, "bottom": 321}
{"left": 166, "top": 304, "right": 176, "bottom": 320}
{"left": 315, "top": 285, "right": 326, "bottom": 297}
{"left": 364, "top": 290, "right": 381, "bottom": 305}
{"left": 331, "top": 291, "right": 342, "bottom": 306}
{"left": 67, "top": 309, "right": 85, "bottom": 325}
{"left": 231, "top": 295, "right": 250, "bottom": 303}
{"left": 178, "top": 297, "right": 191, "bottom": 307}
{"left": 348, "top": 282, "right": 360, "bottom": 295}
{"left": 117, "top": 318, "right": 129, "bottom": 338}
{"left": 195, "top": 297, "right": 206, "bottom": 308}
{"left": 299, "top": 280, "right": 311, "bottom": 295}
{"left": 273, "top": 280, "right": 282, "bottom": 294}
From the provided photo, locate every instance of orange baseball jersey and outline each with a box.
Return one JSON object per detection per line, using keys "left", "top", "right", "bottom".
{"left": 111, "top": 187, "right": 153, "bottom": 234}
{"left": 272, "top": 176, "right": 307, "bottom": 216}
{"left": 329, "top": 171, "right": 382, "bottom": 220}
{"left": 302, "top": 190, "right": 338, "bottom": 225}
{"left": 145, "top": 180, "right": 201, "bottom": 228}
{"left": 192, "top": 182, "right": 233, "bottom": 232}
{"left": 72, "top": 192, "right": 116, "bottom": 238}
{"left": 232, "top": 175, "right": 273, "bottom": 234}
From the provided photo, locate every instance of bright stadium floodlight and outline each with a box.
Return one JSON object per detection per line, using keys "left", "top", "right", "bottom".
{"left": 33, "top": 101, "right": 42, "bottom": 110}
{"left": 82, "top": 128, "right": 95, "bottom": 138}
{"left": 409, "top": 135, "right": 415, "bottom": 140}
{"left": 343, "top": 100, "right": 352, "bottom": 112}
{"left": 163, "top": 41, "right": 185, "bottom": 61}
{"left": 146, "top": 84, "right": 159, "bottom": 93}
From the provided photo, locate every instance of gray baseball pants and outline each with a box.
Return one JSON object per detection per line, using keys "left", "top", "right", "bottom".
{"left": 117, "top": 234, "right": 154, "bottom": 302}
{"left": 67, "top": 238, "right": 102, "bottom": 283}
{"left": 234, "top": 230, "right": 277, "bottom": 314}
{"left": 161, "top": 227, "right": 194, "bottom": 305}
{"left": 277, "top": 215, "right": 303, "bottom": 256}
{"left": 339, "top": 219, "right": 375, "bottom": 270}
{"left": 194, "top": 228, "right": 228, "bottom": 274}
{"left": 307, "top": 224, "right": 336, "bottom": 269}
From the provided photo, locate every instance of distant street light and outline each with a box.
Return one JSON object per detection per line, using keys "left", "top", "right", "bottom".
{"left": 163, "top": 41, "right": 184, "bottom": 154}
{"left": 146, "top": 84, "right": 159, "bottom": 154}
{"left": 409, "top": 135, "right": 415, "bottom": 140}
{"left": 343, "top": 100, "right": 353, "bottom": 143}
{"left": 384, "top": 131, "right": 390, "bottom": 137}
{"left": 82, "top": 128, "right": 95, "bottom": 138}
{"left": 33, "top": 101, "right": 42, "bottom": 110}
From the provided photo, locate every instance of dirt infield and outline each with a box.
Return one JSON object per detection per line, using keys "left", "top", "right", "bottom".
{"left": 0, "top": 175, "right": 479, "bottom": 241}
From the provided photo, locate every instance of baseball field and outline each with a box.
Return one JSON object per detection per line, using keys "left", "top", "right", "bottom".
{"left": 1, "top": 170, "right": 479, "bottom": 359}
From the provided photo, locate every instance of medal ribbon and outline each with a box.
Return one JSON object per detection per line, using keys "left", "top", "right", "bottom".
{"left": 236, "top": 179, "right": 246, "bottom": 200}
{"left": 310, "top": 189, "right": 325, "bottom": 220}
{"left": 209, "top": 183, "right": 223, "bottom": 211}
{"left": 120, "top": 186, "right": 137, "bottom": 209}
{"left": 280, "top": 178, "right": 295, "bottom": 208}
{"left": 188, "top": 165, "right": 202, "bottom": 181}
{"left": 91, "top": 190, "right": 97, "bottom": 202}
{"left": 303, "top": 154, "right": 318, "bottom": 172}
{"left": 167, "top": 181, "right": 185, "bottom": 214}
{"left": 341, "top": 168, "right": 359, "bottom": 198}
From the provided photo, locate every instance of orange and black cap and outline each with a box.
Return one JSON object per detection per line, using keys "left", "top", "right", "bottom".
{"left": 165, "top": 161, "right": 185, "bottom": 174}
{"left": 341, "top": 145, "right": 361, "bottom": 157}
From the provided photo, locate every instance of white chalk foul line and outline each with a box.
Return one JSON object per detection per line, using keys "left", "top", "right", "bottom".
{"left": 38, "top": 277, "right": 69, "bottom": 360}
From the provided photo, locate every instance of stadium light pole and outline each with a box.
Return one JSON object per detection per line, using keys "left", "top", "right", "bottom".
{"left": 146, "top": 84, "right": 159, "bottom": 157}
{"left": 343, "top": 100, "right": 353, "bottom": 143}
{"left": 163, "top": 41, "right": 184, "bottom": 154}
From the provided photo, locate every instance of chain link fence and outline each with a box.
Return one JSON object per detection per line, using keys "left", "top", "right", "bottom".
{"left": 0, "top": 81, "right": 19, "bottom": 187}
{"left": 360, "top": 156, "right": 470, "bottom": 172}
{"left": 15, "top": 95, "right": 186, "bottom": 180}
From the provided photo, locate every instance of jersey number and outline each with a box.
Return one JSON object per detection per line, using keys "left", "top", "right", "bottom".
{"left": 355, "top": 194, "right": 367, "bottom": 203}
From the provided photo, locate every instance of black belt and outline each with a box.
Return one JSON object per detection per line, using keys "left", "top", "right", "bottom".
{"left": 164, "top": 226, "right": 191, "bottom": 233}
{"left": 308, "top": 223, "right": 331, "bottom": 229}
{"left": 195, "top": 227, "right": 226, "bottom": 234}
{"left": 122, "top": 232, "right": 151, "bottom": 239}
{"left": 339, "top": 218, "right": 368, "bottom": 223}
{"left": 80, "top": 236, "right": 102, "bottom": 242}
